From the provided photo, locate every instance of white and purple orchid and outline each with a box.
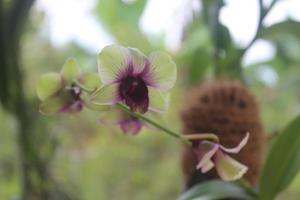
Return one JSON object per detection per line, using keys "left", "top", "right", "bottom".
{"left": 193, "top": 133, "right": 249, "bottom": 181}
{"left": 91, "top": 45, "right": 176, "bottom": 113}
{"left": 36, "top": 58, "right": 102, "bottom": 115}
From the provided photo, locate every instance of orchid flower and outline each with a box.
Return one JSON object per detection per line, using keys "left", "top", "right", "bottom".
{"left": 36, "top": 58, "right": 102, "bottom": 115}
{"left": 91, "top": 45, "right": 176, "bottom": 113}
{"left": 193, "top": 133, "right": 249, "bottom": 181}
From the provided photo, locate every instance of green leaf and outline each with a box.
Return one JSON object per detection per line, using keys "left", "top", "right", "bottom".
{"left": 36, "top": 72, "right": 62, "bottom": 101}
{"left": 259, "top": 115, "right": 300, "bottom": 200}
{"left": 61, "top": 58, "right": 81, "bottom": 84}
{"left": 261, "top": 20, "right": 300, "bottom": 41}
{"left": 178, "top": 180, "right": 256, "bottom": 200}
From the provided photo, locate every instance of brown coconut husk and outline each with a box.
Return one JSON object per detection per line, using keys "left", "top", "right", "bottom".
{"left": 181, "top": 80, "right": 265, "bottom": 189}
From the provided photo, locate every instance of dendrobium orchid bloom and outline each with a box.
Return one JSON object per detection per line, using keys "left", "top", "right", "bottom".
{"left": 193, "top": 133, "right": 249, "bottom": 181}
{"left": 36, "top": 58, "right": 101, "bottom": 115}
{"left": 91, "top": 45, "right": 176, "bottom": 113}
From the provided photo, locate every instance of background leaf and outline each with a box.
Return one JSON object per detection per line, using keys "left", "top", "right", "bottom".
{"left": 259, "top": 115, "right": 300, "bottom": 200}
{"left": 178, "top": 180, "right": 256, "bottom": 200}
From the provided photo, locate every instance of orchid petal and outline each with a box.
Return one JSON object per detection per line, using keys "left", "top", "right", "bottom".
{"left": 195, "top": 141, "right": 219, "bottom": 170}
{"left": 37, "top": 73, "right": 62, "bottom": 101}
{"left": 201, "top": 160, "right": 215, "bottom": 173}
{"left": 81, "top": 92, "right": 110, "bottom": 111}
{"left": 220, "top": 132, "right": 249, "bottom": 154}
{"left": 39, "top": 95, "right": 65, "bottom": 115}
{"left": 98, "top": 44, "right": 130, "bottom": 84}
{"left": 148, "top": 52, "right": 177, "bottom": 91}
{"left": 215, "top": 151, "right": 248, "bottom": 181}
{"left": 119, "top": 119, "right": 143, "bottom": 135}
{"left": 148, "top": 88, "right": 170, "bottom": 113}
{"left": 91, "top": 84, "right": 120, "bottom": 105}
{"left": 128, "top": 47, "right": 147, "bottom": 74}
{"left": 61, "top": 58, "right": 81, "bottom": 84}
{"left": 79, "top": 73, "right": 102, "bottom": 91}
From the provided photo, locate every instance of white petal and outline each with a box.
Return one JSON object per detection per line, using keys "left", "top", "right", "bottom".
{"left": 148, "top": 88, "right": 170, "bottom": 113}
{"left": 148, "top": 52, "right": 177, "bottom": 91}
{"left": 220, "top": 132, "right": 250, "bottom": 154}
{"left": 98, "top": 45, "right": 130, "bottom": 84}
{"left": 215, "top": 151, "right": 248, "bottom": 181}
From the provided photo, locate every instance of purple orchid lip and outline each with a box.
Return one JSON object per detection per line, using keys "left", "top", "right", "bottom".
{"left": 119, "top": 75, "right": 149, "bottom": 113}
{"left": 61, "top": 86, "right": 84, "bottom": 113}
{"left": 119, "top": 117, "right": 143, "bottom": 135}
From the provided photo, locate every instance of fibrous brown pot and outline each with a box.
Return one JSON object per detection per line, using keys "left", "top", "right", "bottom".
{"left": 181, "top": 80, "right": 265, "bottom": 189}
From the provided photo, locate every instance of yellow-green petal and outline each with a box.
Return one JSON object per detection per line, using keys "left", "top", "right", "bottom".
{"left": 215, "top": 151, "right": 248, "bottom": 181}
{"left": 36, "top": 72, "right": 62, "bottom": 101}
{"left": 98, "top": 44, "right": 130, "bottom": 84}
{"left": 79, "top": 73, "right": 102, "bottom": 91}
{"left": 81, "top": 92, "right": 110, "bottom": 111}
{"left": 91, "top": 84, "right": 119, "bottom": 105}
{"left": 61, "top": 58, "right": 81, "bottom": 84}
{"left": 39, "top": 96, "right": 65, "bottom": 115}
{"left": 148, "top": 88, "right": 170, "bottom": 112}
{"left": 148, "top": 52, "right": 177, "bottom": 91}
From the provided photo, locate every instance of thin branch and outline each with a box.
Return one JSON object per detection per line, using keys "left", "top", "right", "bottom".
{"left": 243, "top": 0, "right": 278, "bottom": 53}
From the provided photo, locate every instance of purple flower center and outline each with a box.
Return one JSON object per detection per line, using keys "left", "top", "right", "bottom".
{"left": 119, "top": 76, "right": 149, "bottom": 113}
{"left": 61, "top": 86, "right": 83, "bottom": 113}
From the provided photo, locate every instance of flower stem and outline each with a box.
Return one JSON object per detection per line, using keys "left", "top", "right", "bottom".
{"left": 117, "top": 103, "right": 220, "bottom": 145}
{"left": 183, "top": 134, "right": 219, "bottom": 143}
{"left": 117, "top": 103, "right": 191, "bottom": 145}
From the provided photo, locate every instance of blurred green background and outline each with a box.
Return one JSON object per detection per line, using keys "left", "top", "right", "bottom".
{"left": 1, "top": 0, "right": 300, "bottom": 199}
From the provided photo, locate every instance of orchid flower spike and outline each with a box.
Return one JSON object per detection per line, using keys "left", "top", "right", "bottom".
{"left": 36, "top": 58, "right": 102, "bottom": 114}
{"left": 193, "top": 132, "right": 250, "bottom": 181}
{"left": 91, "top": 45, "right": 176, "bottom": 113}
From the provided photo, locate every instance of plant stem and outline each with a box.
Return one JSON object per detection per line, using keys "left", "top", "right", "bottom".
{"left": 117, "top": 103, "right": 191, "bottom": 145}
{"left": 117, "top": 103, "right": 220, "bottom": 145}
{"left": 243, "top": 0, "right": 278, "bottom": 52}
{"left": 183, "top": 134, "right": 219, "bottom": 143}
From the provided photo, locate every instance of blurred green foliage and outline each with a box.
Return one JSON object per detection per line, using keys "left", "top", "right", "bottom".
{"left": 1, "top": 0, "right": 300, "bottom": 199}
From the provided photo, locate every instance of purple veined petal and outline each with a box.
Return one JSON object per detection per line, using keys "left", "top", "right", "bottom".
{"left": 119, "top": 119, "right": 143, "bottom": 135}
{"left": 195, "top": 141, "right": 219, "bottom": 170}
{"left": 98, "top": 44, "right": 131, "bottom": 84}
{"left": 214, "top": 151, "right": 248, "bottom": 181}
{"left": 201, "top": 160, "right": 215, "bottom": 173}
{"left": 128, "top": 47, "right": 147, "bottom": 75}
{"left": 91, "top": 83, "right": 121, "bottom": 105}
{"left": 146, "top": 52, "right": 177, "bottom": 91}
{"left": 220, "top": 132, "right": 250, "bottom": 154}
